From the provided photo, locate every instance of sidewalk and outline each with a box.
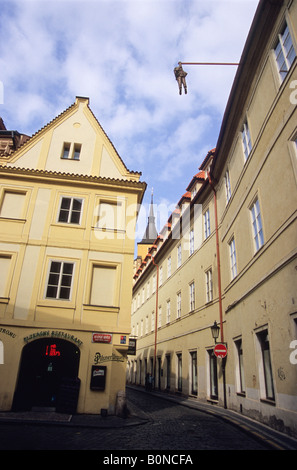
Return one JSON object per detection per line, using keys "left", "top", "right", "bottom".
{"left": 127, "top": 385, "right": 297, "bottom": 451}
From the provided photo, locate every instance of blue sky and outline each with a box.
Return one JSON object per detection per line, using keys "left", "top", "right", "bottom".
{"left": 0, "top": 0, "right": 259, "bottom": 240}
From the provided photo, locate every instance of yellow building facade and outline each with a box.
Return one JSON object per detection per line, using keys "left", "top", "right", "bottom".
{"left": 0, "top": 96, "right": 146, "bottom": 414}
{"left": 129, "top": 0, "right": 297, "bottom": 437}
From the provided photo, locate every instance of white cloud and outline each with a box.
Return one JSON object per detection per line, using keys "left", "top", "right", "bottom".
{"left": 0, "top": 0, "right": 259, "bottom": 215}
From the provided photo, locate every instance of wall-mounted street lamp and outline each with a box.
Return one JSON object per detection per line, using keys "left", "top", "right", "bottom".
{"left": 210, "top": 320, "right": 220, "bottom": 344}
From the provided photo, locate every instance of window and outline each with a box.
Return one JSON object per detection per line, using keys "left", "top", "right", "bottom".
{"left": 97, "top": 201, "right": 123, "bottom": 231}
{"left": 190, "top": 351, "right": 198, "bottom": 395}
{"left": 167, "top": 256, "right": 171, "bottom": 278}
{"left": 0, "top": 255, "right": 11, "bottom": 297}
{"left": 46, "top": 261, "right": 74, "bottom": 300}
{"left": 166, "top": 300, "right": 171, "bottom": 324}
{"left": 158, "top": 305, "right": 162, "bottom": 328}
{"left": 206, "top": 269, "right": 213, "bottom": 303}
{"left": 61, "top": 142, "right": 82, "bottom": 160}
{"left": 274, "top": 22, "right": 296, "bottom": 82}
{"left": 250, "top": 198, "right": 264, "bottom": 252}
{"left": 177, "top": 244, "right": 182, "bottom": 267}
{"left": 146, "top": 281, "right": 150, "bottom": 299}
{"left": 90, "top": 265, "right": 116, "bottom": 306}
{"left": 242, "top": 121, "right": 252, "bottom": 161}
{"left": 151, "top": 311, "right": 155, "bottom": 332}
{"left": 189, "top": 281, "right": 195, "bottom": 311}
{"left": 257, "top": 330, "right": 275, "bottom": 400}
{"left": 166, "top": 355, "right": 171, "bottom": 389}
{"left": 58, "top": 197, "right": 83, "bottom": 224}
{"left": 152, "top": 273, "right": 156, "bottom": 293}
{"left": 159, "top": 266, "right": 163, "bottom": 286}
{"left": 189, "top": 229, "right": 194, "bottom": 255}
{"left": 0, "top": 191, "right": 26, "bottom": 219}
{"left": 204, "top": 209, "right": 210, "bottom": 239}
{"left": 208, "top": 350, "right": 218, "bottom": 399}
{"left": 229, "top": 237, "right": 237, "bottom": 280}
{"left": 177, "top": 291, "right": 181, "bottom": 319}
{"left": 235, "top": 339, "right": 245, "bottom": 394}
{"left": 225, "top": 170, "right": 232, "bottom": 204}
{"left": 177, "top": 353, "right": 182, "bottom": 391}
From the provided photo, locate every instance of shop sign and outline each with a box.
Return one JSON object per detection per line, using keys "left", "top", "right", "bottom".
{"left": 127, "top": 338, "right": 137, "bottom": 355}
{"left": 23, "top": 330, "right": 83, "bottom": 347}
{"left": 0, "top": 328, "right": 16, "bottom": 339}
{"left": 94, "top": 351, "right": 124, "bottom": 365}
{"left": 92, "top": 333, "right": 112, "bottom": 344}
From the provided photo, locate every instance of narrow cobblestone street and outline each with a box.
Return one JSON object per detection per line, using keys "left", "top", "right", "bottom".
{"left": 0, "top": 387, "right": 271, "bottom": 451}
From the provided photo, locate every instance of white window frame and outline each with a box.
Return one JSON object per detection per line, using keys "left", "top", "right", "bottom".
{"left": 225, "top": 169, "right": 232, "bottom": 204}
{"left": 274, "top": 22, "right": 296, "bottom": 83}
{"left": 189, "top": 281, "right": 195, "bottom": 311}
{"left": 250, "top": 197, "right": 264, "bottom": 252}
{"left": 189, "top": 229, "right": 194, "bottom": 255}
{"left": 166, "top": 299, "right": 171, "bottom": 324}
{"left": 205, "top": 269, "right": 213, "bottom": 303}
{"left": 242, "top": 121, "right": 252, "bottom": 161}
{"left": 45, "top": 260, "right": 75, "bottom": 301}
{"left": 58, "top": 196, "right": 83, "bottom": 225}
{"left": 177, "top": 244, "right": 182, "bottom": 267}
{"left": 177, "top": 291, "right": 181, "bottom": 319}
{"left": 229, "top": 237, "right": 237, "bottom": 280}
{"left": 204, "top": 209, "right": 210, "bottom": 239}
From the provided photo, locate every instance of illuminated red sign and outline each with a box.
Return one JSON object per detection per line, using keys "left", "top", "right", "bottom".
{"left": 45, "top": 344, "right": 61, "bottom": 357}
{"left": 92, "top": 333, "right": 112, "bottom": 344}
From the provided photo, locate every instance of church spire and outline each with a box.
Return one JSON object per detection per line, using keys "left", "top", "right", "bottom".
{"left": 139, "top": 188, "right": 158, "bottom": 244}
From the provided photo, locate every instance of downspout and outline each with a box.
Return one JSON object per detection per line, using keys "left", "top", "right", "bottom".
{"left": 208, "top": 171, "right": 227, "bottom": 409}
{"left": 152, "top": 256, "right": 159, "bottom": 389}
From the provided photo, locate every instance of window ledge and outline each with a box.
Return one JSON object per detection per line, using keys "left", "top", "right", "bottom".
{"left": 260, "top": 398, "right": 276, "bottom": 406}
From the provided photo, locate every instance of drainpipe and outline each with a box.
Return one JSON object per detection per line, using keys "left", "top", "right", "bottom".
{"left": 208, "top": 171, "right": 227, "bottom": 409}
{"left": 152, "top": 256, "right": 159, "bottom": 389}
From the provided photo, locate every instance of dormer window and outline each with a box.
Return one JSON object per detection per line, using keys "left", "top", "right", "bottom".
{"left": 61, "top": 142, "right": 82, "bottom": 160}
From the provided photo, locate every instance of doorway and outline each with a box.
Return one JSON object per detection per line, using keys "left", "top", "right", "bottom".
{"left": 13, "top": 338, "right": 80, "bottom": 411}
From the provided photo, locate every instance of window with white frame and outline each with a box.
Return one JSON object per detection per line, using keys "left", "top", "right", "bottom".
{"left": 152, "top": 273, "right": 156, "bottom": 293}
{"left": 189, "top": 229, "right": 194, "bottom": 255}
{"left": 177, "top": 244, "right": 182, "bottom": 267}
{"left": 45, "top": 260, "right": 74, "bottom": 300}
{"left": 145, "top": 316, "right": 148, "bottom": 335}
{"left": 235, "top": 339, "right": 246, "bottom": 394}
{"left": 177, "top": 291, "right": 181, "bottom": 319}
{"left": 189, "top": 281, "right": 195, "bottom": 311}
{"left": 146, "top": 280, "right": 150, "bottom": 299}
{"left": 225, "top": 170, "right": 232, "bottom": 204}
{"left": 190, "top": 351, "right": 198, "bottom": 395}
{"left": 250, "top": 197, "right": 264, "bottom": 252}
{"left": 58, "top": 197, "right": 83, "bottom": 224}
{"left": 159, "top": 266, "right": 163, "bottom": 286}
{"left": 206, "top": 269, "right": 213, "bottom": 303}
{"left": 256, "top": 329, "right": 275, "bottom": 401}
{"left": 204, "top": 209, "right": 210, "bottom": 239}
{"left": 274, "top": 22, "right": 296, "bottom": 82}
{"left": 151, "top": 310, "right": 155, "bottom": 332}
{"left": 229, "top": 237, "right": 237, "bottom": 280}
{"left": 167, "top": 256, "right": 171, "bottom": 278}
{"left": 242, "top": 120, "right": 252, "bottom": 161}
{"left": 166, "top": 299, "right": 171, "bottom": 323}
{"left": 158, "top": 305, "right": 162, "bottom": 328}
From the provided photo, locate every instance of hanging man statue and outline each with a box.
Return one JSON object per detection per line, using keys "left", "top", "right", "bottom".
{"left": 174, "top": 62, "right": 187, "bottom": 95}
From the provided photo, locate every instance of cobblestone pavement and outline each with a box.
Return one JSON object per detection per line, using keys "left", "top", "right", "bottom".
{"left": 0, "top": 388, "right": 271, "bottom": 451}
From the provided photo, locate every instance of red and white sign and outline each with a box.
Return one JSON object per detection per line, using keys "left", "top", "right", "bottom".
{"left": 92, "top": 333, "right": 112, "bottom": 344}
{"left": 214, "top": 343, "right": 228, "bottom": 358}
